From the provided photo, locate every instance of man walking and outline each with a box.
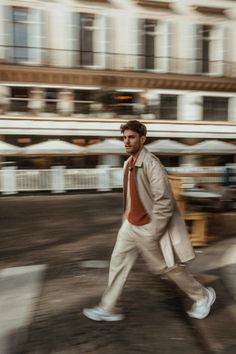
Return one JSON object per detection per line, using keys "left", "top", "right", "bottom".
{"left": 83, "top": 120, "right": 215, "bottom": 321}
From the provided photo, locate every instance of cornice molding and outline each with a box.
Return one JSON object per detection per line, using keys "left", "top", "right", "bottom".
{"left": 193, "top": 5, "right": 226, "bottom": 16}
{"left": 80, "top": 0, "right": 110, "bottom": 3}
{"left": 1, "top": 64, "right": 236, "bottom": 93}
{"left": 134, "top": 1, "right": 171, "bottom": 10}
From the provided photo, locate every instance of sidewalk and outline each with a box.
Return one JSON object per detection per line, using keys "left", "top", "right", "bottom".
{"left": 0, "top": 193, "right": 236, "bottom": 354}
{"left": 189, "top": 238, "right": 236, "bottom": 353}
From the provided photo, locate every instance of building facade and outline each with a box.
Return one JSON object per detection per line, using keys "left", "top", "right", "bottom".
{"left": 1, "top": 0, "right": 236, "bottom": 167}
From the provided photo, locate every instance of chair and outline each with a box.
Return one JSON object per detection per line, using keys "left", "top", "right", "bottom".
{"left": 168, "top": 175, "right": 208, "bottom": 247}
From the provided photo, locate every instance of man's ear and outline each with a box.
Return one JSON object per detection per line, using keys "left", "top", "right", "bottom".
{"left": 141, "top": 136, "right": 146, "bottom": 145}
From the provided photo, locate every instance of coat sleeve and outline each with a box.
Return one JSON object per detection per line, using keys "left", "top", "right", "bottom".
{"left": 145, "top": 158, "right": 175, "bottom": 240}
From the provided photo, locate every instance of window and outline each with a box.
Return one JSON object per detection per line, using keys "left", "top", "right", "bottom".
{"left": 74, "top": 90, "right": 97, "bottom": 114}
{"left": 12, "top": 7, "right": 29, "bottom": 62}
{"left": 144, "top": 19, "right": 157, "bottom": 70}
{"left": 10, "top": 87, "right": 29, "bottom": 112}
{"left": 137, "top": 19, "right": 157, "bottom": 70}
{"left": 71, "top": 12, "right": 110, "bottom": 68}
{"left": 203, "top": 97, "right": 228, "bottom": 121}
{"left": 72, "top": 13, "right": 94, "bottom": 66}
{"left": 160, "top": 94, "right": 177, "bottom": 120}
{"left": 10, "top": 7, "right": 44, "bottom": 64}
{"left": 196, "top": 24, "right": 212, "bottom": 74}
{"left": 44, "top": 89, "right": 58, "bottom": 113}
{"left": 112, "top": 92, "right": 136, "bottom": 115}
{"left": 202, "top": 25, "right": 211, "bottom": 73}
{"left": 80, "top": 14, "right": 94, "bottom": 66}
{"left": 138, "top": 19, "right": 170, "bottom": 72}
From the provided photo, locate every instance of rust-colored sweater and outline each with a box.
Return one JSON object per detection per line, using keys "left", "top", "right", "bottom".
{"left": 124, "top": 159, "right": 150, "bottom": 226}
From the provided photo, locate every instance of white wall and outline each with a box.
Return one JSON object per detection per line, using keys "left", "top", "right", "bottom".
{"left": 178, "top": 94, "right": 203, "bottom": 121}
{"left": 46, "top": 1, "right": 68, "bottom": 66}
{"left": 228, "top": 97, "right": 236, "bottom": 122}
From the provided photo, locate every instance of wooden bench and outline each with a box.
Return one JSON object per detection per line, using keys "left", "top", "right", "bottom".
{"left": 168, "top": 175, "right": 208, "bottom": 247}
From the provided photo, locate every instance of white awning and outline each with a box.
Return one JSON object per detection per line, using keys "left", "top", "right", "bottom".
{"left": 146, "top": 139, "right": 189, "bottom": 155}
{"left": 187, "top": 140, "right": 236, "bottom": 155}
{"left": 0, "top": 141, "right": 21, "bottom": 156}
{"left": 83, "top": 139, "right": 126, "bottom": 155}
{"left": 21, "top": 140, "right": 85, "bottom": 156}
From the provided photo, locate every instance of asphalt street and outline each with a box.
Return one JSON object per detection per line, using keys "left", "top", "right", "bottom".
{"left": 0, "top": 192, "right": 236, "bottom": 354}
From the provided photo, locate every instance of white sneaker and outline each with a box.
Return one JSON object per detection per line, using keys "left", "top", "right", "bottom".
{"left": 187, "top": 287, "right": 216, "bottom": 319}
{"left": 83, "top": 306, "right": 124, "bottom": 321}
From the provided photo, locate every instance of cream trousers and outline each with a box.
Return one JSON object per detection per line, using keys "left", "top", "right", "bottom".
{"left": 100, "top": 220, "right": 204, "bottom": 312}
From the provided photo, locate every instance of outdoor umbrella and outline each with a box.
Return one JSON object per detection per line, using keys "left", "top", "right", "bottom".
{"left": 187, "top": 140, "right": 236, "bottom": 155}
{"left": 83, "top": 139, "right": 126, "bottom": 155}
{"left": 146, "top": 139, "right": 189, "bottom": 155}
{"left": 21, "top": 139, "right": 85, "bottom": 156}
{"left": 0, "top": 141, "right": 21, "bottom": 156}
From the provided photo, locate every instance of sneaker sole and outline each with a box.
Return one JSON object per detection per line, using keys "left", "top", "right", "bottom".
{"left": 83, "top": 309, "right": 124, "bottom": 322}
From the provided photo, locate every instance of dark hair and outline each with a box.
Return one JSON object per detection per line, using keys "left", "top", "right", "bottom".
{"left": 120, "top": 120, "right": 147, "bottom": 137}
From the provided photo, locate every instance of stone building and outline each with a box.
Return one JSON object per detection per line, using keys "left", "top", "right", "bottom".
{"left": 1, "top": 0, "right": 236, "bottom": 167}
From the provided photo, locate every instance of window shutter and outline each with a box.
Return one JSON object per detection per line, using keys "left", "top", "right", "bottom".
{"left": 0, "top": 4, "right": 5, "bottom": 60}
{"left": 156, "top": 21, "right": 168, "bottom": 72}
{"left": 136, "top": 18, "right": 145, "bottom": 70}
{"left": 70, "top": 12, "right": 80, "bottom": 67}
{"left": 41, "top": 9, "right": 48, "bottom": 65}
{"left": 3, "top": 5, "right": 13, "bottom": 62}
{"left": 127, "top": 17, "right": 142, "bottom": 70}
{"left": 104, "top": 14, "right": 113, "bottom": 69}
{"left": 187, "top": 23, "right": 200, "bottom": 74}
{"left": 167, "top": 21, "right": 176, "bottom": 72}
{"left": 210, "top": 25, "right": 224, "bottom": 76}
{"left": 94, "top": 14, "right": 110, "bottom": 68}
{"left": 223, "top": 25, "right": 232, "bottom": 76}
{"left": 193, "top": 24, "right": 202, "bottom": 74}
{"left": 29, "top": 8, "right": 43, "bottom": 64}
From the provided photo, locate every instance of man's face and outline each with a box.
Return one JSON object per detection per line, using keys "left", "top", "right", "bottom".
{"left": 123, "top": 129, "right": 146, "bottom": 156}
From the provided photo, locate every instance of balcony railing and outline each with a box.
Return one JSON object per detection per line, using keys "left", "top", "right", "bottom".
{"left": 1, "top": 45, "right": 235, "bottom": 77}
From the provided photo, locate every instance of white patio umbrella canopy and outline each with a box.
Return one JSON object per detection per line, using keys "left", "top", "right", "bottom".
{"left": 83, "top": 139, "right": 126, "bottom": 155}
{"left": 146, "top": 139, "right": 189, "bottom": 155}
{"left": 0, "top": 141, "right": 21, "bottom": 156}
{"left": 187, "top": 140, "right": 236, "bottom": 155}
{"left": 21, "top": 139, "right": 85, "bottom": 156}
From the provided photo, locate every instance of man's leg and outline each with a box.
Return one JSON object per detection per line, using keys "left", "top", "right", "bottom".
{"left": 131, "top": 224, "right": 168, "bottom": 274}
{"left": 100, "top": 221, "right": 138, "bottom": 312}
{"left": 83, "top": 221, "right": 138, "bottom": 321}
{"left": 165, "top": 265, "right": 204, "bottom": 301}
{"left": 165, "top": 265, "right": 216, "bottom": 319}
{"left": 131, "top": 224, "right": 215, "bottom": 319}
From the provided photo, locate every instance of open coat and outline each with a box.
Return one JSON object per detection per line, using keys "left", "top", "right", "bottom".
{"left": 123, "top": 147, "right": 195, "bottom": 268}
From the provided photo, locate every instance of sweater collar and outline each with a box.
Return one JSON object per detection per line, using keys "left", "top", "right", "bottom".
{"left": 126, "top": 146, "right": 148, "bottom": 167}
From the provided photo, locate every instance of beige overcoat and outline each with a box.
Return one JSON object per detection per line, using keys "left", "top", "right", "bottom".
{"left": 123, "top": 146, "right": 195, "bottom": 268}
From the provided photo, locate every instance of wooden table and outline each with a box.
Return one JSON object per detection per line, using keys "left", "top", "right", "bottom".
{"left": 182, "top": 191, "right": 222, "bottom": 199}
{"left": 181, "top": 190, "right": 222, "bottom": 212}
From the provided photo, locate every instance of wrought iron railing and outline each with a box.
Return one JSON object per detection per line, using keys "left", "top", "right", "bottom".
{"left": 1, "top": 45, "right": 235, "bottom": 76}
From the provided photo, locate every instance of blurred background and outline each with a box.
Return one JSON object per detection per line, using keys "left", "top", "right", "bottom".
{"left": 1, "top": 0, "right": 236, "bottom": 174}
{"left": 1, "top": 2, "right": 236, "bottom": 354}
{"left": 0, "top": 0, "right": 236, "bottom": 199}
